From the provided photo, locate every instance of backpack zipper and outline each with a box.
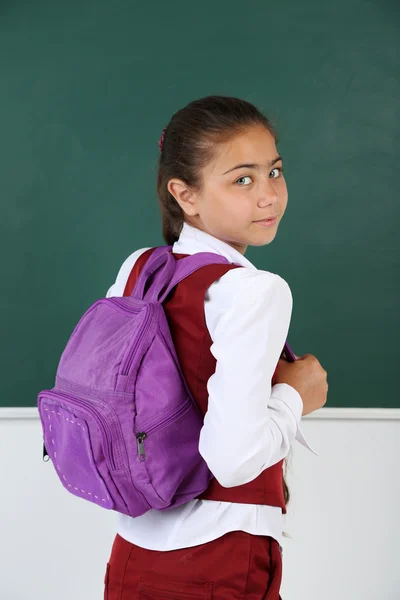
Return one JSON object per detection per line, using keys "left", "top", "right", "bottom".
{"left": 136, "top": 433, "right": 147, "bottom": 461}
{"left": 107, "top": 298, "right": 142, "bottom": 315}
{"left": 121, "top": 304, "right": 155, "bottom": 376}
{"left": 107, "top": 299, "right": 156, "bottom": 377}
{"left": 135, "top": 401, "right": 192, "bottom": 461}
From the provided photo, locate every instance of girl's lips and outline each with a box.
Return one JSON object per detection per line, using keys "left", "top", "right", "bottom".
{"left": 254, "top": 217, "right": 278, "bottom": 226}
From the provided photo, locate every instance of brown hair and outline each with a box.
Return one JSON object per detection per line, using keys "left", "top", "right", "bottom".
{"left": 156, "top": 95, "right": 277, "bottom": 246}
{"left": 156, "top": 95, "right": 289, "bottom": 506}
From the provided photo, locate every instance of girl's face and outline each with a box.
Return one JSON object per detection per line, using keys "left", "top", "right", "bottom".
{"left": 183, "top": 125, "right": 288, "bottom": 254}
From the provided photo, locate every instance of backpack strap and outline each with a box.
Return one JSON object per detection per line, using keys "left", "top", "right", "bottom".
{"left": 158, "top": 251, "right": 237, "bottom": 304}
{"left": 131, "top": 246, "right": 173, "bottom": 300}
{"left": 131, "top": 246, "right": 240, "bottom": 303}
{"left": 130, "top": 246, "right": 296, "bottom": 362}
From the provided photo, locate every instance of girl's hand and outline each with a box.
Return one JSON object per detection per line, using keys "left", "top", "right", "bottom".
{"left": 274, "top": 354, "right": 328, "bottom": 416}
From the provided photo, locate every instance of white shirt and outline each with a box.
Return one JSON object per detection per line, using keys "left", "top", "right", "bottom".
{"left": 106, "top": 222, "right": 314, "bottom": 550}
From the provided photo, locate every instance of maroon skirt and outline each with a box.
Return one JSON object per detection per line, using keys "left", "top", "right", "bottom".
{"left": 104, "top": 530, "right": 283, "bottom": 599}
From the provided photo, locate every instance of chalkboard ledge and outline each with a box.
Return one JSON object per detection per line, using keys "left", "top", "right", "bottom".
{"left": 1, "top": 407, "right": 400, "bottom": 421}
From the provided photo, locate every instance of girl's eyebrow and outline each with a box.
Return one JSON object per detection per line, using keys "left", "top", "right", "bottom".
{"left": 222, "top": 156, "right": 283, "bottom": 175}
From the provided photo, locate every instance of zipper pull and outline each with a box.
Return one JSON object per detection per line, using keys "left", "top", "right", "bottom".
{"left": 43, "top": 443, "right": 50, "bottom": 462}
{"left": 136, "top": 433, "right": 147, "bottom": 461}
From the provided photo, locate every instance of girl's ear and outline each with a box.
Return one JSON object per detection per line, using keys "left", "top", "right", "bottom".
{"left": 167, "top": 178, "right": 199, "bottom": 217}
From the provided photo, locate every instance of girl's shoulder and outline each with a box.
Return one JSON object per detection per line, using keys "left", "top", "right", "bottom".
{"left": 107, "top": 247, "right": 292, "bottom": 310}
{"left": 207, "top": 265, "right": 293, "bottom": 314}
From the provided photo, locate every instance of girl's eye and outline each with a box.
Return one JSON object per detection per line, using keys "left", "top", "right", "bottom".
{"left": 235, "top": 176, "right": 253, "bottom": 186}
{"left": 269, "top": 167, "right": 283, "bottom": 179}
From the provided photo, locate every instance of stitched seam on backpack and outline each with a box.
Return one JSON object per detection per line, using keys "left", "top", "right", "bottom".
{"left": 44, "top": 408, "right": 110, "bottom": 503}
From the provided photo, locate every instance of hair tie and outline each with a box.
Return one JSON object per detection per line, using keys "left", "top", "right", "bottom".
{"left": 158, "top": 128, "right": 166, "bottom": 153}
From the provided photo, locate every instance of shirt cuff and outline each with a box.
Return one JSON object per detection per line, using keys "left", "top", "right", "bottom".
{"left": 272, "top": 383, "right": 318, "bottom": 455}
{"left": 295, "top": 426, "right": 318, "bottom": 455}
{"left": 272, "top": 383, "right": 303, "bottom": 423}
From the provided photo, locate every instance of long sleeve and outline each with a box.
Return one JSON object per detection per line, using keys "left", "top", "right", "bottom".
{"left": 198, "top": 269, "right": 304, "bottom": 488}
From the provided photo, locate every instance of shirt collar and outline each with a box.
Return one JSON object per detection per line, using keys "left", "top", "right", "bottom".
{"left": 172, "top": 222, "right": 257, "bottom": 270}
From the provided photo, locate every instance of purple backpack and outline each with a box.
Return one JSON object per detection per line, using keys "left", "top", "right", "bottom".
{"left": 38, "top": 247, "right": 238, "bottom": 517}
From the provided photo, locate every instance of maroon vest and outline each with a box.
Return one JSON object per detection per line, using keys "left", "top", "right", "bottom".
{"left": 124, "top": 248, "right": 286, "bottom": 512}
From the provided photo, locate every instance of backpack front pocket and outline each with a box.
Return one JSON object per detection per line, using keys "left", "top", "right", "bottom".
{"left": 38, "top": 389, "right": 133, "bottom": 510}
{"left": 39, "top": 389, "right": 152, "bottom": 516}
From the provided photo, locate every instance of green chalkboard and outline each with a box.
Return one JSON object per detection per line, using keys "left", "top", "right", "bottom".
{"left": 1, "top": 0, "right": 399, "bottom": 408}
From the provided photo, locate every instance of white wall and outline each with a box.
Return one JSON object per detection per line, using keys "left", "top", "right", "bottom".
{"left": 1, "top": 409, "right": 399, "bottom": 600}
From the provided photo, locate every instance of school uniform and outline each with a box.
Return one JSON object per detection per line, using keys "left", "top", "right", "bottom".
{"left": 104, "top": 222, "right": 313, "bottom": 599}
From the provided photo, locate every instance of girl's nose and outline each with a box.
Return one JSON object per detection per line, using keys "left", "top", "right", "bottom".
{"left": 258, "top": 181, "right": 279, "bottom": 207}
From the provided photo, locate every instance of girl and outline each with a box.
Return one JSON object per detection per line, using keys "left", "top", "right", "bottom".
{"left": 104, "top": 96, "right": 328, "bottom": 599}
